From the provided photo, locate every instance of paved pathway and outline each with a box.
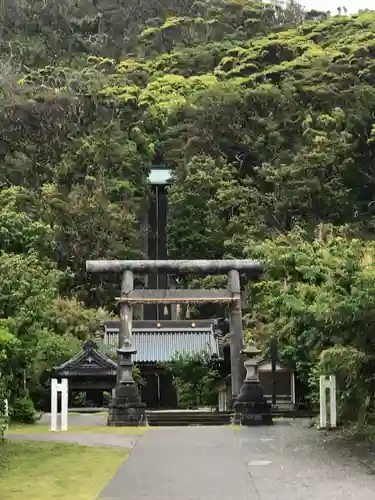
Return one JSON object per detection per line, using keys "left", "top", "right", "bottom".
{"left": 99, "top": 421, "right": 375, "bottom": 500}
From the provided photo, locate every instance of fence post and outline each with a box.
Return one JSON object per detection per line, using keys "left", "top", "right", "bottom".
{"left": 51, "top": 378, "right": 69, "bottom": 432}
{"left": 319, "top": 375, "right": 337, "bottom": 429}
{"left": 1, "top": 399, "right": 9, "bottom": 432}
{"left": 319, "top": 376, "right": 327, "bottom": 428}
{"left": 61, "top": 379, "right": 68, "bottom": 431}
{"left": 329, "top": 375, "right": 337, "bottom": 428}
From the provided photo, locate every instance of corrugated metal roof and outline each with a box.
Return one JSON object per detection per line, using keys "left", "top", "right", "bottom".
{"left": 104, "top": 327, "right": 221, "bottom": 362}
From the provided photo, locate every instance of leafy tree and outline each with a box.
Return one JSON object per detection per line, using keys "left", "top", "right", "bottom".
{"left": 168, "top": 155, "right": 242, "bottom": 259}
{"left": 0, "top": 325, "right": 20, "bottom": 437}
{"left": 244, "top": 225, "right": 375, "bottom": 423}
{"left": 0, "top": 251, "right": 110, "bottom": 414}
{"left": 2, "top": 0, "right": 375, "bottom": 431}
{"left": 0, "top": 252, "right": 62, "bottom": 328}
{"left": 167, "top": 351, "right": 220, "bottom": 408}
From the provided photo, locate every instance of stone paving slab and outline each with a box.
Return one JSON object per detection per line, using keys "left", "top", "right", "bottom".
{"left": 6, "top": 432, "right": 138, "bottom": 449}
{"left": 99, "top": 426, "right": 259, "bottom": 500}
{"left": 99, "top": 421, "right": 375, "bottom": 500}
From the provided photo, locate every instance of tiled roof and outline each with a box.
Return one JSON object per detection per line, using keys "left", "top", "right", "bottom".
{"left": 103, "top": 325, "right": 221, "bottom": 363}
{"left": 53, "top": 340, "right": 117, "bottom": 377}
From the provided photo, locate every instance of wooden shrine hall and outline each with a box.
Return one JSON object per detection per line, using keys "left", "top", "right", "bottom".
{"left": 53, "top": 319, "right": 225, "bottom": 409}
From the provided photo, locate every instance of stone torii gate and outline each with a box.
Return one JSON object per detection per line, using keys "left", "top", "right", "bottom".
{"left": 86, "top": 259, "right": 263, "bottom": 426}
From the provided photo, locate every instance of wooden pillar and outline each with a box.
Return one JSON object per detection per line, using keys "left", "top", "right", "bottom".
{"left": 228, "top": 269, "right": 243, "bottom": 400}
{"left": 119, "top": 270, "right": 134, "bottom": 347}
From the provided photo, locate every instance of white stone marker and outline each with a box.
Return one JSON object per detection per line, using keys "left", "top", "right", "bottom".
{"left": 51, "top": 378, "right": 68, "bottom": 431}
{"left": 2, "top": 399, "right": 9, "bottom": 431}
{"left": 319, "top": 375, "right": 337, "bottom": 429}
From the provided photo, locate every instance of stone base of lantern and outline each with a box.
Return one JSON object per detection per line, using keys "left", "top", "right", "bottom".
{"left": 107, "top": 403, "right": 146, "bottom": 426}
{"left": 107, "top": 384, "right": 146, "bottom": 426}
{"left": 233, "top": 400, "right": 273, "bottom": 426}
{"left": 232, "top": 345, "right": 273, "bottom": 426}
{"left": 107, "top": 340, "right": 147, "bottom": 427}
{"left": 233, "top": 379, "right": 273, "bottom": 426}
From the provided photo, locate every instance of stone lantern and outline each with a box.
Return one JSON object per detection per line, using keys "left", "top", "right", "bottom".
{"left": 233, "top": 344, "right": 273, "bottom": 426}
{"left": 107, "top": 339, "right": 146, "bottom": 426}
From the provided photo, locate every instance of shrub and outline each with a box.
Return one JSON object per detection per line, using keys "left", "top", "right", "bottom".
{"left": 71, "top": 391, "right": 86, "bottom": 407}
{"left": 103, "top": 391, "right": 112, "bottom": 406}
{"left": 10, "top": 395, "right": 38, "bottom": 424}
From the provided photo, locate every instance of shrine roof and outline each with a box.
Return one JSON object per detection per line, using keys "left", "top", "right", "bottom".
{"left": 101, "top": 320, "right": 223, "bottom": 363}
{"left": 53, "top": 340, "right": 117, "bottom": 378}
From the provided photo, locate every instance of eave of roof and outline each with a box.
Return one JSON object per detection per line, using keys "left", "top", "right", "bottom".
{"left": 102, "top": 319, "right": 214, "bottom": 329}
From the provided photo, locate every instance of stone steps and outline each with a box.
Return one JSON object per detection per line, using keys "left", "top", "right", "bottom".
{"left": 146, "top": 411, "right": 232, "bottom": 427}
{"left": 146, "top": 407, "right": 317, "bottom": 426}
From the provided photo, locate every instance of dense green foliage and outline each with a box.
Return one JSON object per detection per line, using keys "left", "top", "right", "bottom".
{"left": 244, "top": 225, "right": 375, "bottom": 422}
{"left": 0, "top": 326, "right": 19, "bottom": 435}
{"left": 167, "top": 351, "right": 221, "bottom": 408}
{"left": 1, "top": 0, "right": 375, "bottom": 427}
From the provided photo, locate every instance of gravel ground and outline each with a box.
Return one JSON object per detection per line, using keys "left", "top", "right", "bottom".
{"left": 236, "top": 419, "right": 375, "bottom": 500}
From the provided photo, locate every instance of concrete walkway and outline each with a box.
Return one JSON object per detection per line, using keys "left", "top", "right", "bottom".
{"left": 99, "top": 421, "right": 375, "bottom": 500}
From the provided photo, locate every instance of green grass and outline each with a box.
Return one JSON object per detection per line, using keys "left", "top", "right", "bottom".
{"left": 6, "top": 424, "right": 147, "bottom": 435}
{"left": 0, "top": 440, "right": 128, "bottom": 500}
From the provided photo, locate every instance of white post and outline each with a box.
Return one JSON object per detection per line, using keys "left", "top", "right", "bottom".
{"left": 218, "top": 391, "right": 223, "bottom": 411}
{"left": 61, "top": 379, "right": 68, "bottom": 431}
{"left": 51, "top": 379, "right": 58, "bottom": 432}
{"left": 4, "top": 399, "right": 8, "bottom": 431}
{"left": 1, "top": 399, "right": 9, "bottom": 432}
{"left": 319, "top": 376, "right": 327, "bottom": 428}
{"left": 319, "top": 375, "right": 337, "bottom": 429}
{"left": 329, "top": 375, "right": 337, "bottom": 429}
{"left": 51, "top": 378, "right": 69, "bottom": 432}
{"left": 291, "top": 371, "right": 296, "bottom": 405}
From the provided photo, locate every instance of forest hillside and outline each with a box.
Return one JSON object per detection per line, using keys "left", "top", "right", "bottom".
{"left": 1, "top": 0, "right": 375, "bottom": 429}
